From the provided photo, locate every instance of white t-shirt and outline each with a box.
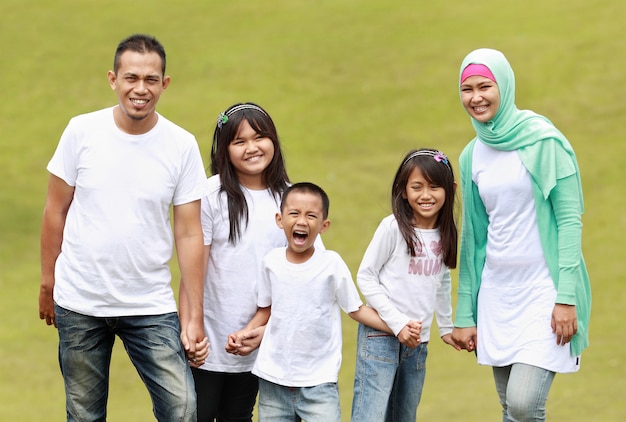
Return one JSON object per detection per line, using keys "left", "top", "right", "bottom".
{"left": 357, "top": 215, "right": 454, "bottom": 341}
{"left": 199, "top": 175, "right": 287, "bottom": 372}
{"left": 47, "top": 107, "right": 206, "bottom": 317}
{"left": 252, "top": 247, "right": 363, "bottom": 387}
{"left": 472, "top": 141, "right": 579, "bottom": 373}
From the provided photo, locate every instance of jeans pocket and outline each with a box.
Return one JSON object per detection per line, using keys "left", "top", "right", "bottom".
{"left": 359, "top": 325, "right": 398, "bottom": 363}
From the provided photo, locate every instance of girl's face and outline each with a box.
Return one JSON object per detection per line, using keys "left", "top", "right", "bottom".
{"left": 228, "top": 119, "right": 275, "bottom": 189}
{"left": 460, "top": 75, "right": 500, "bottom": 123}
{"left": 402, "top": 166, "right": 446, "bottom": 229}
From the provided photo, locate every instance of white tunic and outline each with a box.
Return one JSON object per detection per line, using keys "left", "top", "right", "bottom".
{"left": 473, "top": 141, "right": 579, "bottom": 373}
{"left": 199, "top": 175, "right": 287, "bottom": 372}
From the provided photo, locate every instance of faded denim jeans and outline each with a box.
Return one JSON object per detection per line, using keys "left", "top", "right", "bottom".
{"left": 55, "top": 304, "right": 196, "bottom": 421}
{"left": 351, "top": 323, "right": 428, "bottom": 422}
{"left": 493, "top": 363, "right": 555, "bottom": 422}
{"left": 258, "top": 378, "right": 341, "bottom": 422}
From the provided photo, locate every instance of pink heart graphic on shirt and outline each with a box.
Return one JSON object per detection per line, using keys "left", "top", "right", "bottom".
{"left": 430, "top": 240, "right": 442, "bottom": 257}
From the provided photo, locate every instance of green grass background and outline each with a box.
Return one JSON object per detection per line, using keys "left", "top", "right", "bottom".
{"left": 1, "top": 0, "right": 624, "bottom": 420}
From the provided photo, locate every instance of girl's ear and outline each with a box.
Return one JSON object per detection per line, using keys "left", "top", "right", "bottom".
{"left": 453, "top": 181, "right": 458, "bottom": 192}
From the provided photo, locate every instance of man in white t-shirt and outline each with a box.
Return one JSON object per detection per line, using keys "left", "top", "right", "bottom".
{"left": 38, "top": 34, "right": 208, "bottom": 421}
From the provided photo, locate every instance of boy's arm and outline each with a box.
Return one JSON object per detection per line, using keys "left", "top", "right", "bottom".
{"left": 226, "top": 306, "right": 271, "bottom": 356}
{"left": 349, "top": 305, "right": 392, "bottom": 333}
{"left": 349, "top": 305, "right": 422, "bottom": 348}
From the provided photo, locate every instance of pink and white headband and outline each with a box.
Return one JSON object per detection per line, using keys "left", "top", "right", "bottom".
{"left": 461, "top": 64, "right": 496, "bottom": 83}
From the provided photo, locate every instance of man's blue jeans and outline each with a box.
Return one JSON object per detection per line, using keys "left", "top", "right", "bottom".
{"left": 55, "top": 304, "right": 196, "bottom": 422}
{"left": 351, "top": 323, "right": 428, "bottom": 422}
{"left": 493, "top": 363, "right": 555, "bottom": 422}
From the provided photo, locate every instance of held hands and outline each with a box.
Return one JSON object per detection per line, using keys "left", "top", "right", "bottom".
{"left": 226, "top": 326, "right": 266, "bottom": 356}
{"left": 451, "top": 326, "right": 477, "bottom": 352}
{"left": 552, "top": 304, "right": 577, "bottom": 346}
{"left": 181, "top": 323, "right": 210, "bottom": 368}
{"left": 397, "top": 320, "right": 422, "bottom": 348}
{"left": 441, "top": 333, "right": 462, "bottom": 351}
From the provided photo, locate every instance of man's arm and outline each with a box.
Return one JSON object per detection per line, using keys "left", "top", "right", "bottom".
{"left": 173, "top": 200, "right": 205, "bottom": 356}
{"left": 39, "top": 174, "right": 74, "bottom": 327}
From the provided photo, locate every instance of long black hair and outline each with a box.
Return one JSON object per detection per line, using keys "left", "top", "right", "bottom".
{"left": 391, "top": 148, "right": 458, "bottom": 268}
{"left": 210, "top": 103, "right": 289, "bottom": 244}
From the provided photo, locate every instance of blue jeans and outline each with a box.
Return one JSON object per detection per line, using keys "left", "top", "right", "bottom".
{"left": 351, "top": 323, "right": 428, "bottom": 422}
{"left": 492, "top": 363, "right": 556, "bottom": 422}
{"left": 258, "top": 378, "right": 341, "bottom": 422}
{"left": 55, "top": 304, "right": 196, "bottom": 422}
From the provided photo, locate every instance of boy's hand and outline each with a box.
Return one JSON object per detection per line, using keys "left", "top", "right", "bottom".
{"left": 226, "top": 326, "right": 266, "bottom": 356}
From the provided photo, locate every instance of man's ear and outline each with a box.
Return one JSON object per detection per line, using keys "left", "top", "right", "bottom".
{"left": 162, "top": 75, "right": 171, "bottom": 90}
{"left": 107, "top": 70, "right": 116, "bottom": 90}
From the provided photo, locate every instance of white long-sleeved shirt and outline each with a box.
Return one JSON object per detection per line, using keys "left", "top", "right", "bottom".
{"left": 357, "top": 215, "right": 453, "bottom": 341}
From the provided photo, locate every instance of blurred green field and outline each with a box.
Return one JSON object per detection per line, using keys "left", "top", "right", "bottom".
{"left": 1, "top": 0, "right": 624, "bottom": 420}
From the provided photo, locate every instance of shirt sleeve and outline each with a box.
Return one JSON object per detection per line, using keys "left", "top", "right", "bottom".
{"left": 173, "top": 138, "right": 206, "bottom": 206}
{"left": 257, "top": 255, "right": 273, "bottom": 308}
{"left": 333, "top": 254, "right": 363, "bottom": 314}
{"left": 47, "top": 119, "right": 79, "bottom": 186}
{"left": 357, "top": 220, "right": 409, "bottom": 335}
{"left": 435, "top": 268, "right": 454, "bottom": 337}
{"left": 550, "top": 174, "right": 584, "bottom": 304}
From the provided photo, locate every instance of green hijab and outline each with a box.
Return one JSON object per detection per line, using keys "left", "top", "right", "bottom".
{"left": 459, "top": 48, "right": 583, "bottom": 212}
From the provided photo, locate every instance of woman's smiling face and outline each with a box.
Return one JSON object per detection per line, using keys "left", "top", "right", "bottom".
{"left": 460, "top": 75, "right": 501, "bottom": 123}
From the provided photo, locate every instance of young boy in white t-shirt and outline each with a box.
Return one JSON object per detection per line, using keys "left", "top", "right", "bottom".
{"left": 228, "top": 182, "right": 420, "bottom": 421}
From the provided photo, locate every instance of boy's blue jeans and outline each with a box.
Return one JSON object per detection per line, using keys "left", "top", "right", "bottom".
{"left": 351, "top": 323, "right": 428, "bottom": 422}
{"left": 258, "top": 378, "right": 341, "bottom": 422}
{"left": 493, "top": 363, "right": 555, "bottom": 422}
{"left": 55, "top": 304, "right": 196, "bottom": 422}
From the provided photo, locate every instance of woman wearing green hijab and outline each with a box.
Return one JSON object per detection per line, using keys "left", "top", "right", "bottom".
{"left": 451, "top": 48, "right": 591, "bottom": 421}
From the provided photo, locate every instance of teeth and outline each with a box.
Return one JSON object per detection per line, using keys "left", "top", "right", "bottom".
{"left": 474, "top": 106, "right": 487, "bottom": 112}
{"left": 132, "top": 99, "right": 148, "bottom": 104}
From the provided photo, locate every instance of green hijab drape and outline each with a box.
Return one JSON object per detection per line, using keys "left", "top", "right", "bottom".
{"left": 459, "top": 48, "right": 583, "bottom": 211}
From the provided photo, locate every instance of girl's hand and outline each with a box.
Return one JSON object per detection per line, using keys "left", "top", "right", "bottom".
{"left": 406, "top": 320, "right": 422, "bottom": 335}
{"left": 181, "top": 332, "right": 210, "bottom": 367}
{"left": 225, "top": 332, "right": 244, "bottom": 354}
{"left": 451, "top": 326, "right": 477, "bottom": 352}
{"left": 442, "top": 333, "right": 462, "bottom": 351}
{"left": 226, "top": 326, "right": 266, "bottom": 356}
{"left": 397, "top": 325, "right": 420, "bottom": 348}
{"left": 190, "top": 337, "right": 210, "bottom": 367}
